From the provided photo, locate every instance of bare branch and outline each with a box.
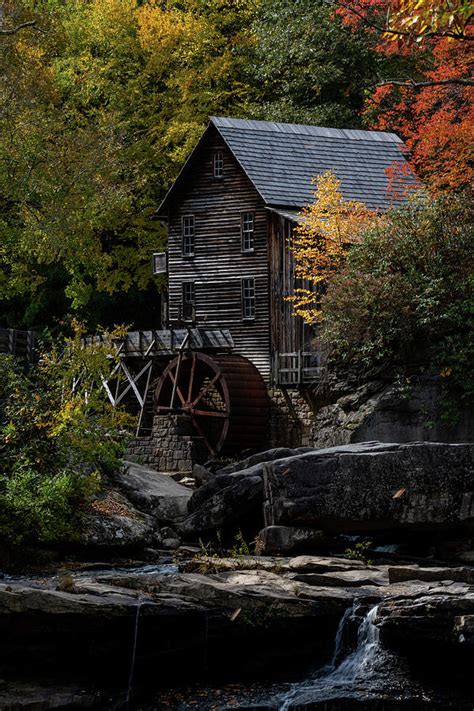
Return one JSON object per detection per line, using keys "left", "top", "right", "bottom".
{"left": 330, "top": 1, "right": 474, "bottom": 42}
{"left": 378, "top": 77, "right": 474, "bottom": 89}
{"left": 0, "top": 20, "right": 44, "bottom": 36}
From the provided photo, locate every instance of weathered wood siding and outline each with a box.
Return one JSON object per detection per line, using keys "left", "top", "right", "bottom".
{"left": 165, "top": 128, "right": 271, "bottom": 378}
{"left": 268, "top": 213, "right": 307, "bottom": 355}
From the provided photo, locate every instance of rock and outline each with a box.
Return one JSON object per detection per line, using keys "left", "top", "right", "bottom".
{"left": 0, "top": 562, "right": 354, "bottom": 687}
{"left": 378, "top": 585, "right": 474, "bottom": 649}
{"left": 255, "top": 526, "right": 331, "bottom": 556}
{"left": 287, "top": 554, "right": 368, "bottom": 573}
{"left": 192, "top": 463, "right": 213, "bottom": 485}
{"left": 310, "top": 376, "right": 474, "bottom": 449}
{"left": 262, "top": 441, "right": 474, "bottom": 534}
{"left": 1, "top": 555, "right": 473, "bottom": 705}
{"left": 292, "top": 568, "right": 388, "bottom": 587}
{"left": 160, "top": 526, "right": 178, "bottom": 539}
{"left": 179, "top": 477, "right": 196, "bottom": 489}
{"left": 217, "top": 447, "right": 313, "bottom": 475}
{"left": 79, "top": 489, "right": 157, "bottom": 548}
{"left": 117, "top": 461, "right": 192, "bottom": 522}
{"left": 179, "top": 475, "right": 263, "bottom": 537}
{"left": 161, "top": 538, "right": 180, "bottom": 551}
{"left": 0, "top": 683, "right": 118, "bottom": 710}
{"left": 455, "top": 615, "right": 474, "bottom": 645}
{"left": 388, "top": 565, "right": 474, "bottom": 585}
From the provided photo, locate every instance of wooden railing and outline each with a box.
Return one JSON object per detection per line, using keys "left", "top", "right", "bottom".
{"left": 0, "top": 328, "right": 37, "bottom": 363}
{"left": 274, "top": 351, "right": 326, "bottom": 386}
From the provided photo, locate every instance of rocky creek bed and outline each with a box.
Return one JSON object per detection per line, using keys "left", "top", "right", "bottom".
{"left": 1, "top": 554, "right": 473, "bottom": 709}
{"left": 1, "top": 441, "right": 473, "bottom": 709}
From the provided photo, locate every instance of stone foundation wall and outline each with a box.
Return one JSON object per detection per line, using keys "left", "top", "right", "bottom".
{"left": 127, "top": 377, "right": 472, "bottom": 473}
{"left": 268, "top": 387, "right": 315, "bottom": 448}
{"left": 127, "top": 414, "right": 207, "bottom": 473}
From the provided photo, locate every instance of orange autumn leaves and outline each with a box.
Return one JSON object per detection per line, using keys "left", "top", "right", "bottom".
{"left": 338, "top": 1, "right": 473, "bottom": 193}
{"left": 289, "top": 172, "right": 383, "bottom": 324}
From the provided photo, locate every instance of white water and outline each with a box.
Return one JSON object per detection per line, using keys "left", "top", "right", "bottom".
{"left": 278, "top": 604, "right": 381, "bottom": 710}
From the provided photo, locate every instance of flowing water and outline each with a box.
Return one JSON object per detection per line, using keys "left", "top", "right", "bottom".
{"left": 277, "top": 604, "right": 381, "bottom": 710}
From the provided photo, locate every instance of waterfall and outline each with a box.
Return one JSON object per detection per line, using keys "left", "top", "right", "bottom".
{"left": 278, "top": 603, "right": 381, "bottom": 710}
{"left": 126, "top": 600, "right": 142, "bottom": 709}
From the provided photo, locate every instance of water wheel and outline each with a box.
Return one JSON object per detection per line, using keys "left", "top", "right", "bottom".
{"left": 154, "top": 352, "right": 269, "bottom": 456}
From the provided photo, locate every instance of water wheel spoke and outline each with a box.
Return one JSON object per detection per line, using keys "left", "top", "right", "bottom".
{"left": 190, "top": 372, "right": 221, "bottom": 408}
{"left": 192, "top": 408, "right": 228, "bottom": 418}
{"left": 168, "top": 369, "right": 186, "bottom": 406}
{"left": 187, "top": 352, "right": 196, "bottom": 404}
{"left": 191, "top": 415, "right": 216, "bottom": 457}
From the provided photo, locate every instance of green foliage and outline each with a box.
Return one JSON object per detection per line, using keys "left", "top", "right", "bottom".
{"left": 344, "top": 539, "right": 373, "bottom": 565}
{"left": 320, "top": 193, "right": 474, "bottom": 408}
{"left": 229, "top": 529, "right": 251, "bottom": 558}
{"left": 0, "top": 332, "right": 130, "bottom": 545}
{"left": 0, "top": 0, "right": 258, "bottom": 331}
{"left": 247, "top": 0, "right": 379, "bottom": 126}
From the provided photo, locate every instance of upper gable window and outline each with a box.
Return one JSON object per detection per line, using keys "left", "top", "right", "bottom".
{"left": 241, "top": 212, "right": 255, "bottom": 253}
{"left": 182, "top": 215, "right": 195, "bottom": 257}
{"left": 213, "top": 152, "right": 223, "bottom": 178}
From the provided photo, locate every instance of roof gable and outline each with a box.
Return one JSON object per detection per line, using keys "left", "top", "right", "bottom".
{"left": 158, "top": 116, "right": 418, "bottom": 215}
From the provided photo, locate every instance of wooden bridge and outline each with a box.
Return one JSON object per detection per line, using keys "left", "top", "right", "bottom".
{"left": 0, "top": 328, "right": 37, "bottom": 363}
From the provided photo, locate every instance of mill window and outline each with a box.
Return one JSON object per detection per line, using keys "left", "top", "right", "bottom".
{"left": 241, "top": 212, "right": 255, "bottom": 253}
{"left": 182, "top": 282, "right": 195, "bottom": 322}
{"left": 182, "top": 215, "right": 195, "bottom": 257}
{"left": 242, "top": 277, "right": 256, "bottom": 320}
{"left": 213, "top": 152, "right": 223, "bottom": 178}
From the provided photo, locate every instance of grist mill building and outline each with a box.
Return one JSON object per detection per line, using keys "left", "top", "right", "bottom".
{"left": 125, "top": 117, "right": 416, "bottom": 470}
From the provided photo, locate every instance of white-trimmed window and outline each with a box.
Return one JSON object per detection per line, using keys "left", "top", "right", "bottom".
{"left": 242, "top": 277, "right": 256, "bottom": 320}
{"left": 241, "top": 212, "right": 255, "bottom": 253}
{"left": 213, "top": 152, "right": 223, "bottom": 178}
{"left": 182, "top": 282, "right": 195, "bottom": 321}
{"left": 182, "top": 215, "right": 195, "bottom": 257}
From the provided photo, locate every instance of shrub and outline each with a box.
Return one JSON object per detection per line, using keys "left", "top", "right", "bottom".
{"left": 320, "top": 194, "right": 473, "bottom": 406}
{"left": 0, "top": 331, "right": 131, "bottom": 545}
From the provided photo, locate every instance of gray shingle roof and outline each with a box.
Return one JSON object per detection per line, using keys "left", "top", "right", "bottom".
{"left": 211, "top": 116, "right": 417, "bottom": 211}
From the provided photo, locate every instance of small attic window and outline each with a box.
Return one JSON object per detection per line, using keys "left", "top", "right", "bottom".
{"left": 213, "top": 152, "right": 223, "bottom": 178}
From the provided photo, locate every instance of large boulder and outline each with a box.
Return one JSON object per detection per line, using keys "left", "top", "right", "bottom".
{"left": 118, "top": 461, "right": 192, "bottom": 523}
{"left": 79, "top": 489, "right": 157, "bottom": 548}
{"left": 255, "top": 525, "right": 331, "bottom": 556}
{"left": 263, "top": 441, "right": 474, "bottom": 534}
{"left": 179, "top": 475, "right": 263, "bottom": 537}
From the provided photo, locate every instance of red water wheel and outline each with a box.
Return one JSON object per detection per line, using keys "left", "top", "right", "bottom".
{"left": 154, "top": 352, "right": 269, "bottom": 457}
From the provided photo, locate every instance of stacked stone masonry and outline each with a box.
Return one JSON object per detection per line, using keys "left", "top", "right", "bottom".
{"left": 127, "top": 414, "right": 207, "bottom": 473}
{"left": 126, "top": 377, "right": 473, "bottom": 473}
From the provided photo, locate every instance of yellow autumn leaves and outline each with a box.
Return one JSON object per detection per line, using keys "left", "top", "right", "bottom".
{"left": 290, "top": 171, "right": 382, "bottom": 323}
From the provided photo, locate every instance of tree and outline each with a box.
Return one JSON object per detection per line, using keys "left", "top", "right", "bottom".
{"left": 319, "top": 194, "right": 474, "bottom": 406}
{"left": 0, "top": 0, "right": 257, "bottom": 332}
{"left": 336, "top": 1, "right": 473, "bottom": 47}
{"left": 290, "top": 172, "right": 381, "bottom": 322}
{"left": 246, "top": 0, "right": 379, "bottom": 127}
{"left": 336, "top": 1, "right": 473, "bottom": 192}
